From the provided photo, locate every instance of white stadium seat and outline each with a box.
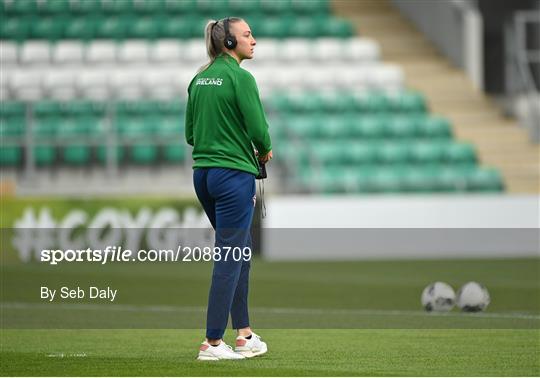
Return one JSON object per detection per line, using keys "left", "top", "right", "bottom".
{"left": 312, "top": 38, "right": 343, "bottom": 62}
{"left": 183, "top": 39, "right": 206, "bottom": 63}
{"left": 369, "top": 64, "right": 404, "bottom": 90}
{"left": 0, "top": 42, "right": 18, "bottom": 65}
{"left": 282, "top": 39, "right": 312, "bottom": 61}
{"left": 43, "top": 70, "right": 77, "bottom": 100}
{"left": 53, "top": 41, "right": 84, "bottom": 65}
{"left": 152, "top": 40, "right": 183, "bottom": 62}
{"left": 118, "top": 41, "right": 150, "bottom": 63}
{"left": 77, "top": 70, "right": 110, "bottom": 100}
{"left": 345, "top": 38, "right": 380, "bottom": 62}
{"left": 11, "top": 70, "right": 44, "bottom": 100}
{"left": 251, "top": 39, "right": 278, "bottom": 61}
{"left": 20, "top": 42, "right": 51, "bottom": 65}
{"left": 111, "top": 69, "right": 144, "bottom": 99}
{"left": 86, "top": 41, "right": 117, "bottom": 64}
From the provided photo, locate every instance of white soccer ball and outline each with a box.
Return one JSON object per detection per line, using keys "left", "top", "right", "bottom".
{"left": 421, "top": 282, "right": 456, "bottom": 312}
{"left": 456, "top": 282, "right": 490, "bottom": 312}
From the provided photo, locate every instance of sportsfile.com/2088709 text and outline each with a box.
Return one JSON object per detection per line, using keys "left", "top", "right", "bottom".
{"left": 39, "top": 246, "right": 252, "bottom": 265}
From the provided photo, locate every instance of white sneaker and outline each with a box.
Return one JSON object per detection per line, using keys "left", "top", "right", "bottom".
{"left": 197, "top": 341, "right": 246, "bottom": 361}
{"left": 235, "top": 332, "right": 268, "bottom": 358}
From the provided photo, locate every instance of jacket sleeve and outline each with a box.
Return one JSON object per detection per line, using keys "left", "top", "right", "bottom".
{"left": 235, "top": 70, "right": 272, "bottom": 156}
{"left": 184, "top": 93, "right": 194, "bottom": 146}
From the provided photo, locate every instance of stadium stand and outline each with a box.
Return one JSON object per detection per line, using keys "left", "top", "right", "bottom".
{"left": 0, "top": 0, "right": 506, "bottom": 194}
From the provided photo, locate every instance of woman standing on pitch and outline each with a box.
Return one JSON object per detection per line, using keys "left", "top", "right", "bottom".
{"left": 185, "top": 17, "right": 272, "bottom": 361}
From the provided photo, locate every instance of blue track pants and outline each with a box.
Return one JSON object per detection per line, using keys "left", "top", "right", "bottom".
{"left": 193, "top": 167, "right": 256, "bottom": 340}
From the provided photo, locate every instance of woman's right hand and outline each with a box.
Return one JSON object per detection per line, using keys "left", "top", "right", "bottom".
{"left": 258, "top": 150, "right": 273, "bottom": 164}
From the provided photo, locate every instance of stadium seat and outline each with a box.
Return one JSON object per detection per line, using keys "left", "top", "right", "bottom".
{"left": 102, "top": 0, "right": 134, "bottom": 14}
{"left": 41, "top": 0, "right": 71, "bottom": 14}
{"left": 0, "top": 145, "right": 22, "bottom": 166}
{"left": 160, "top": 16, "right": 193, "bottom": 38}
{"left": 95, "top": 16, "right": 132, "bottom": 39}
{"left": 32, "top": 101, "right": 62, "bottom": 118}
{"left": 62, "top": 144, "right": 91, "bottom": 165}
{"left": 367, "top": 168, "right": 403, "bottom": 193}
{"left": 152, "top": 40, "right": 182, "bottom": 62}
{"left": 376, "top": 142, "right": 409, "bottom": 164}
{"left": 64, "top": 17, "right": 96, "bottom": 40}
{"left": 163, "top": 143, "right": 186, "bottom": 162}
{"left": 0, "top": 42, "right": 18, "bottom": 65}
{"left": 417, "top": 116, "right": 452, "bottom": 139}
{"left": 444, "top": 142, "right": 477, "bottom": 165}
{"left": 467, "top": 168, "right": 504, "bottom": 192}
{"left": 30, "top": 16, "right": 65, "bottom": 40}
{"left": 389, "top": 91, "right": 427, "bottom": 113}
{"left": 133, "top": 0, "right": 166, "bottom": 13}
{"left": 71, "top": 0, "right": 102, "bottom": 14}
{"left": 401, "top": 168, "right": 438, "bottom": 192}
{"left": 97, "top": 145, "right": 125, "bottom": 163}
{"left": 289, "top": 18, "right": 320, "bottom": 38}
{"left": 321, "top": 18, "right": 354, "bottom": 38}
{"left": 353, "top": 116, "right": 386, "bottom": 139}
{"left": 0, "top": 116, "right": 25, "bottom": 137}
{"left": 0, "top": 17, "right": 32, "bottom": 41}
{"left": 409, "top": 142, "right": 444, "bottom": 165}
{"left": 52, "top": 41, "right": 84, "bottom": 64}
{"left": 291, "top": 0, "right": 329, "bottom": 15}
{"left": 130, "top": 143, "right": 158, "bottom": 164}
{"left": 20, "top": 42, "right": 51, "bottom": 65}
{"left": 435, "top": 167, "right": 469, "bottom": 192}
{"left": 128, "top": 17, "right": 160, "bottom": 39}
{"left": 384, "top": 116, "right": 418, "bottom": 139}
{"left": 34, "top": 145, "right": 56, "bottom": 166}
{"left": 0, "top": 101, "right": 26, "bottom": 117}
{"left": 116, "top": 116, "right": 154, "bottom": 137}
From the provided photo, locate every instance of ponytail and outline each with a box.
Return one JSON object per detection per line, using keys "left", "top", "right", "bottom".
{"left": 198, "top": 17, "right": 243, "bottom": 73}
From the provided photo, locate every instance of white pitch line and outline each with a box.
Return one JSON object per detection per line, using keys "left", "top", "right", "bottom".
{"left": 2, "top": 301, "right": 539, "bottom": 320}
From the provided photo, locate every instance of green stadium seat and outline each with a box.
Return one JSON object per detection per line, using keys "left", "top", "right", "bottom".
{"left": 6, "top": 0, "right": 38, "bottom": 14}
{"left": 95, "top": 16, "right": 132, "bottom": 39}
{"left": 55, "top": 117, "right": 92, "bottom": 139}
{"left": 435, "top": 167, "right": 468, "bottom": 192}
{"left": 129, "top": 17, "right": 160, "bottom": 39}
{"left": 64, "top": 17, "right": 97, "bottom": 40}
{"left": 229, "top": 0, "right": 261, "bottom": 16}
{"left": 116, "top": 117, "right": 154, "bottom": 137}
{"left": 1, "top": 17, "right": 32, "bottom": 40}
{"left": 97, "top": 145, "right": 124, "bottom": 163}
{"left": 288, "top": 116, "right": 321, "bottom": 138}
{"left": 418, "top": 116, "right": 452, "bottom": 139}
{"left": 0, "top": 116, "right": 25, "bottom": 137}
{"left": 0, "top": 102, "right": 26, "bottom": 117}
{"left": 467, "top": 168, "right": 504, "bottom": 192}
{"left": 34, "top": 145, "right": 56, "bottom": 166}
{"left": 385, "top": 117, "right": 418, "bottom": 139}
{"left": 356, "top": 93, "right": 389, "bottom": 113}
{"left": 115, "top": 101, "right": 161, "bottom": 117}
{"left": 390, "top": 91, "right": 427, "bottom": 114}
{"left": 402, "top": 168, "right": 437, "bottom": 192}
{"left": 312, "top": 143, "right": 344, "bottom": 165}
{"left": 62, "top": 101, "right": 106, "bottom": 118}
{"left": 291, "top": 0, "right": 328, "bottom": 14}
{"left": 343, "top": 142, "right": 377, "bottom": 164}
{"left": 133, "top": 0, "right": 165, "bottom": 13}
{"left": 155, "top": 116, "right": 184, "bottom": 136}
{"left": 321, "top": 93, "right": 357, "bottom": 113}
{"left": 321, "top": 18, "right": 354, "bottom": 38}
{"left": 159, "top": 100, "right": 186, "bottom": 115}
{"left": 41, "top": 0, "right": 71, "bottom": 14}
{"left": 290, "top": 94, "right": 325, "bottom": 113}
{"left": 62, "top": 145, "right": 91, "bottom": 165}
{"left": 163, "top": 0, "right": 195, "bottom": 14}
{"left": 195, "top": 0, "right": 228, "bottom": 16}
{"left": 367, "top": 168, "right": 403, "bottom": 193}
{"left": 353, "top": 116, "right": 386, "bottom": 139}
{"left": 160, "top": 16, "right": 193, "bottom": 38}
{"left": 33, "top": 101, "right": 62, "bottom": 118}
{"left": 289, "top": 17, "right": 320, "bottom": 38}
{"left": 318, "top": 117, "right": 347, "bottom": 138}
{"left": 376, "top": 142, "right": 409, "bottom": 164}
{"left": 31, "top": 16, "right": 66, "bottom": 40}
{"left": 71, "top": 0, "right": 102, "bottom": 14}
{"left": 260, "top": 0, "right": 291, "bottom": 14}
{"left": 444, "top": 142, "right": 476, "bottom": 165}
{"left": 256, "top": 17, "right": 290, "bottom": 38}
{"left": 0, "top": 145, "right": 22, "bottom": 166}
{"left": 163, "top": 143, "right": 186, "bottom": 162}
{"left": 33, "top": 118, "right": 58, "bottom": 138}
{"left": 191, "top": 17, "right": 212, "bottom": 38}
{"left": 130, "top": 143, "right": 158, "bottom": 164}
{"left": 102, "top": 0, "right": 134, "bottom": 13}
{"left": 409, "top": 142, "right": 444, "bottom": 165}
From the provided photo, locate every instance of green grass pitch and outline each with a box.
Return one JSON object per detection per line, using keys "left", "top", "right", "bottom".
{"left": 1, "top": 258, "right": 539, "bottom": 376}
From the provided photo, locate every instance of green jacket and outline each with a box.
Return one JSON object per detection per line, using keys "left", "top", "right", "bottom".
{"left": 185, "top": 53, "right": 272, "bottom": 176}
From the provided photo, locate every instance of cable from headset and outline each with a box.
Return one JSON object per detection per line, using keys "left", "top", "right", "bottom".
{"left": 258, "top": 178, "right": 266, "bottom": 219}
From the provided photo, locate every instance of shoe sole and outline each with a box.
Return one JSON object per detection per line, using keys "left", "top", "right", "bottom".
{"left": 197, "top": 354, "right": 245, "bottom": 361}
{"left": 236, "top": 345, "right": 268, "bottom": 358}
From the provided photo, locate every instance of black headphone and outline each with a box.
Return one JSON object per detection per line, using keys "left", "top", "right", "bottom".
{"left": 223, "top": 18, "right": 237, "bottom": 50}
